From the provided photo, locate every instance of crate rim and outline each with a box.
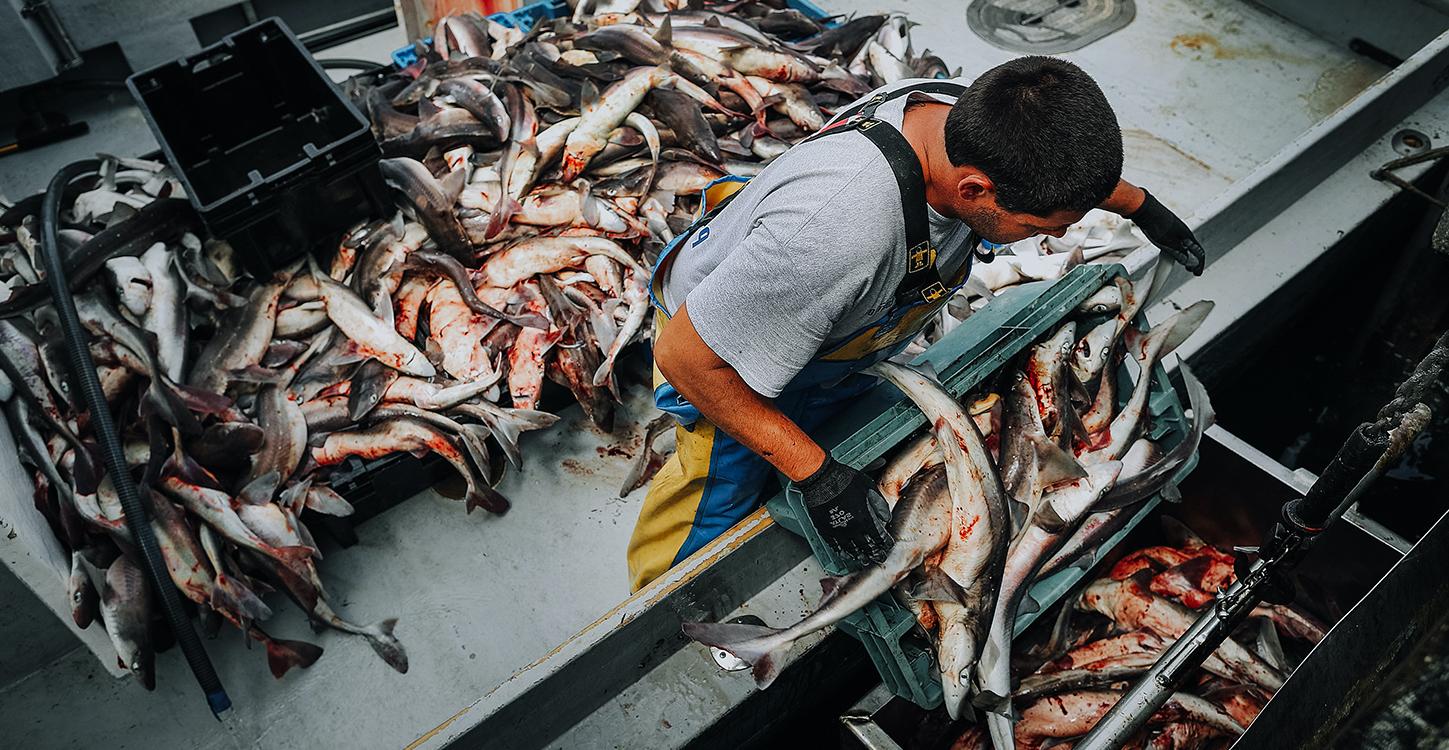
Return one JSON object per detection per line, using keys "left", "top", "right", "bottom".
{"left": 125, "top": 16, "right": 377, "bottom": 215}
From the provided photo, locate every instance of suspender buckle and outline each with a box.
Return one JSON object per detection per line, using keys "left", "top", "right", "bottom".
{"left": 907, "top": 242, "right": 936, "bottom": 273}
{"left": 858, "top": 118, "right": 880, "bottom": 131}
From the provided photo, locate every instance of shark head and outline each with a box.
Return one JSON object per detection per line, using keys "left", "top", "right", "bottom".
{"left": 937, "top": 615, "right": 978, "bottom": 721}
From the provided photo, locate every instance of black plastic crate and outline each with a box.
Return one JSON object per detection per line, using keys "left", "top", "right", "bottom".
{"left": 315, "top": 453, "right": 452, "bottom": 546}
{"left": 127, "top": 17, "right": 386, "bottom": 277}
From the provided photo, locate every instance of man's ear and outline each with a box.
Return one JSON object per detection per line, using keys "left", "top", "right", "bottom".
{"left": 958, "top": 172, "right": 994, "bottom": 203}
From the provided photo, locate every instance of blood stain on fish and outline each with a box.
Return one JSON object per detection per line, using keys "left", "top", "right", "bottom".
{"left": 959, "top": 514, "right": 979, "bottom": 541}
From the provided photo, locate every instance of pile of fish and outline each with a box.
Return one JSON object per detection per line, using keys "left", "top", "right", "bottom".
{"left": 0, "top": 2, "right": 950, "bottom": 689}
{"left": 344, "top": 3, "right": 955, "bottom": 427}
{"left": 0, "top": 157, "right": 514, "bottom": 686}
{"left": 974, "top": 211, "right": 1151, "bottom": 300}
{"left": 344, "top": 1, "right": 955, "bottom": 488}
{"left": 951, "top": 529, "right": 1328, "bottom": 749}
{"left": 682, "top": 268, "right": 1218, "bottom": 749}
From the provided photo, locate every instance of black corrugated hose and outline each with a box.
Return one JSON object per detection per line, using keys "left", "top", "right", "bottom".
{"left": 317, "top": 58, "right": 387, "bottom": 72}
{"left": 40, "top": 159, "right": 231, "bottom": 716}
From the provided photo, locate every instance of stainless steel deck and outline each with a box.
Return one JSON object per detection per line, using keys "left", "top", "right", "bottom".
{"left": 2, "top": 2, "right": 1446, "bottom": 749}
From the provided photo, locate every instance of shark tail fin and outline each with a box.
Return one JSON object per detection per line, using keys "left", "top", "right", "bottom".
{"left": 681, "top": 620, "right": 791, "bottom": 689}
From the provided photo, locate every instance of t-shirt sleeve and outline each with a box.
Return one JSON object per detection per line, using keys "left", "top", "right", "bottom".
{"left": 684, "top": 178, "right": 898, "bottom": 398}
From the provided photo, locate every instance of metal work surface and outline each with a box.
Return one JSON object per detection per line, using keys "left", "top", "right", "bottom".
{"left": 0, "top": 3, "right": 1446, "bottom": 750}
{"left": 548, "top": 551, "right": 833, "bottom": 749}
{"left": 0, "top": 385, "right": 654, "bottom": 750}
{"left": 0, "top": 561, "right": 78, "bottom": 687}
{"left": 408, "top": 510, "right": 820, "bottom": 750}
{"left": 1152, "top": 102, "right": 1449, "bottom": 374}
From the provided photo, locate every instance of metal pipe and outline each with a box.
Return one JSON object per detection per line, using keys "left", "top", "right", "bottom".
{"left": 21, "top": 0, "right": 83, "bottom": 71}
{"left": 40, "top": 160, "right": 230, "bottom": 716}
{"left": 299, "top": 8, "right": 399, "bottom": 52}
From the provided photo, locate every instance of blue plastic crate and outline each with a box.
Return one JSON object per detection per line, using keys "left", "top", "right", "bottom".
{"left": 765, "top": 264, "right": 1197, "bottom": 709}
{"left": 500, "top": 0, "right": 571, "bottom": 29}
{"left": 390, "top": 0, "right": 834, "bottom": 69}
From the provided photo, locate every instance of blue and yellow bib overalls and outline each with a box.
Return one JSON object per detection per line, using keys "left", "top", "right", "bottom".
{"left": 627, "top": 81, "right": 993, "bottom": 591}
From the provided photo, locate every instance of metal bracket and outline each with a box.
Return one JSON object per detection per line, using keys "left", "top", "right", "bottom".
{"left": 1370, "top": 142, "right": 1449, "bottom": 207}
{"left": 20, "top": 0, "right": 82, "bottom": 71}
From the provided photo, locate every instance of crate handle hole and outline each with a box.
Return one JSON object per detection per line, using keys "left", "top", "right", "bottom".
{"left": 192, "top": 51, "right": 233, "bottom": 74}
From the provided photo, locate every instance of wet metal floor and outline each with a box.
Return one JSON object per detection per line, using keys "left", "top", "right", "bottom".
{"left": 0, "top": 1, "right": 1423, "bottom": 748}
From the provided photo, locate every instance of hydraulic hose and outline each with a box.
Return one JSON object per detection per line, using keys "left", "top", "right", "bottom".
{"left": 40, "top": 159, "right": 230, "bottom": 716}
{"left": 0, "top": 196, "right": 197, "bottom": 319}
{"left": 317, "top": 57, "right": 387, "bottom": 73}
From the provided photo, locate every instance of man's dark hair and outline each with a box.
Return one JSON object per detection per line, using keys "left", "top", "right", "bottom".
{"left": 945, "top": 56, "right": 1123, "bottom": 215}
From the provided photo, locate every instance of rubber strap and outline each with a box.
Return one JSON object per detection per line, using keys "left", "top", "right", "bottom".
{"left": 852, "top": 121, "right": 949, "bottom": 305}
{"left": 829, "top": 80, "right": 968, "bottom": 124}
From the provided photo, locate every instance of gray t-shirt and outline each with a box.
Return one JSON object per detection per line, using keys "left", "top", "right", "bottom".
{"left": 658, "top": 78, "right": 977, "bottom": 398}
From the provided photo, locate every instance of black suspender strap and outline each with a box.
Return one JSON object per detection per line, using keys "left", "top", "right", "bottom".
{"left": 828, "top": 80, "right": 969, "bottom": 124}
{"left": 853, "top": 121, "right": 948, "bottom": 306}
{"left": 805, "top": 80, "right": 971, "bottom": 306}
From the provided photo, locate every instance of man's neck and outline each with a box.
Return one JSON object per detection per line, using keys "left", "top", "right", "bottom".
{"left": 899, "top": 101, "right": 956, "bottom": 217}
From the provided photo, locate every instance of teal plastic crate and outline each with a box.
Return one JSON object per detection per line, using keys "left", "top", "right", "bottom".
{"left": 390, "top": 0, "right": 834, "bottom": 68}
{"left": 766, "top": 263, "right": 1198, "bottom": 709}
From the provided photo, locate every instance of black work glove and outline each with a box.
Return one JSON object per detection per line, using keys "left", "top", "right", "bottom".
{"left": 1126, "top": 189, "right": 1206, "bottom": 275}
{"left": 797, "top": 456, "right": 893, "bottom": 567}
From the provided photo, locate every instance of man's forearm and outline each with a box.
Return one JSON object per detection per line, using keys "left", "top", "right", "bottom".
{"left": 656, "top": 307, "right": 892, "bottom": 565}
{"left": 655, "top": 304, "right": 827, "bottom": 482}
{"left": 671, "top": 364, "right": 826, "bottom": 481}
{"left": 1100, "top": 178, "right": 1147, "bottom": 216}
